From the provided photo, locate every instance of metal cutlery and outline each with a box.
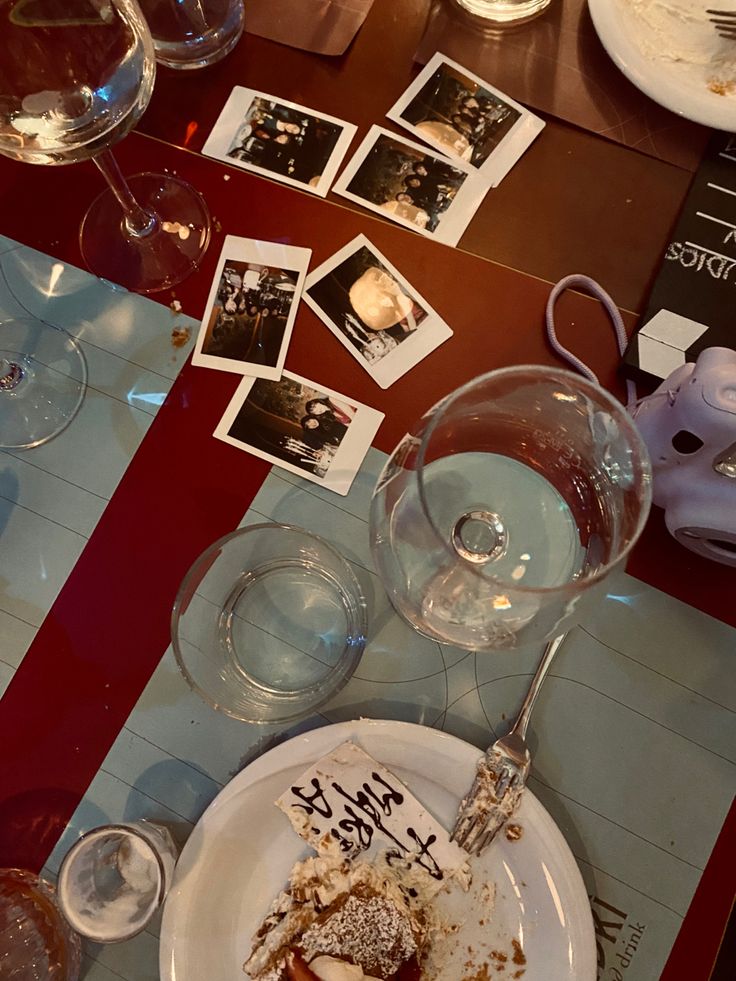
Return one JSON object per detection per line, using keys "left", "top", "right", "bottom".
{"left": 451, "top": 632, "right": 567, "bottom": 857}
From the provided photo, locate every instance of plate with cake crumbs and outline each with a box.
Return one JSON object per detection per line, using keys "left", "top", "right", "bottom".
{"left": 160, "top": 720, "right": 596, "bottom": 981}
{"left": 589, "top": 0, "right": 736, "bottom": 130}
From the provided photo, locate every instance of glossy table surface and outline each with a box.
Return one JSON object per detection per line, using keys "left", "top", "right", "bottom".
{"left": 0, "top": 1, "right": 734, "bottom": 979}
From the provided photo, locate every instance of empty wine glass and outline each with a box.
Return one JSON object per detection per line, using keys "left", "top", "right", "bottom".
{"left": 0, "top": 0, "right": 210, "bottom": 294}
{"left": 369, "top": 365, "right": 652, "bottom": 651}
{"left": 1, "top": 317, "right": 87, "bottom": 450}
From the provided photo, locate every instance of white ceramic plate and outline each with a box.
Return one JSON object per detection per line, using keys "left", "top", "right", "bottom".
{"left": 160, "top": 720, "right": 596, "bottom": 981}
{"left": 588, "top": 0, "right": 736, "bottom": 131}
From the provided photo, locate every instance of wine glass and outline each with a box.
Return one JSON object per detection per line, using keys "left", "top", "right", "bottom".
{"left": 1, "top": 317, "right": 87, "bottom": 450}
{"left": 369, "top": 365, "right": 653, "bottom": 651}
{"left": 0, "top": 0, "right": 211, "bottom": 295}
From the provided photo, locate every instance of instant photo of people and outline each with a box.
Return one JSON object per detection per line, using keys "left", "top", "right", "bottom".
{"left": 193, "top": 236, "right": 311, "bottom": 380}
{"left": 332, "top": 126, "right": 488, "bottom": 246}
{"left": 387, "top": 53, "right": 545, "bottom": 185}
{"left": 202, "top": 86, "right": 357, "bottom": 196}
{"left": 214, "top": 371, "right": 384, "bottom": 495}
{"left": 304, "top": 234, "right": 453, "bottom": 388}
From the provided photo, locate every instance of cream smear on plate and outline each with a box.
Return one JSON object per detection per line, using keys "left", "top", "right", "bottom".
{"left": 622, "top": 0, "right": 736, "bottom": 93}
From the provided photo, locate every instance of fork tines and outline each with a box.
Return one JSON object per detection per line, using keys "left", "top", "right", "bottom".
{"left": 707, "top": 9, "right": 736, "bottom": 38}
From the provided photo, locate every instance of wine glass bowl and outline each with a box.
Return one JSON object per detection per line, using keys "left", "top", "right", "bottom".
{"left": 0, "top": 1, "right": 155, "bottom": 167}
{"left": 0, "top": 0, "right": 210, "bottom": 295}
{"left": 369, "top": 365, "right": 653, "bottom": 651}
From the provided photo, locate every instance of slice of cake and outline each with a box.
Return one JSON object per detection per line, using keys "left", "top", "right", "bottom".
{"left": 243, "top": 846, "right": 433, "bottom": 981}
{"left": 244, "top": 742, "right": 473, "bottom": 981}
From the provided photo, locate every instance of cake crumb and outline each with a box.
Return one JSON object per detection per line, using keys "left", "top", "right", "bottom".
{"left": 708, "top": 78, "right": 736, "bottom": 96}
{"left": 511, "top": 939, "right": 526, "bottom": 966}
{"left": 171, "top": 325, "right": 191, "bottom": 348}
{"left": 505, "top": 824, "right": 523, "bottom": 842}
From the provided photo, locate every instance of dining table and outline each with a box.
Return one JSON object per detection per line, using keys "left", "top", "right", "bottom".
{"left": 0, "top": 0, "right": 735, "bottom": 979}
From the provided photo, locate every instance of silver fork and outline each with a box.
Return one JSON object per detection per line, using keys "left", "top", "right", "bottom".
{"left": 707, "top": 9, "right": 736, "bottom": 39}
{"left": 451, "top": 632, "right": 567, "bottom": 857}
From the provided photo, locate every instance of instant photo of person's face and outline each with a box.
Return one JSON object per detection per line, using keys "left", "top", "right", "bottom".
{"left": 304, "top": 235, "right": 453, "bottom": 388}
{"left": 306, "top": 246, "right": 427, "bottom": 364}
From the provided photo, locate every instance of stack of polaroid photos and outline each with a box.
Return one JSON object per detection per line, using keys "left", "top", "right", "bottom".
{"left": 198, "top": 56, "right": 545, "bottom": 493}
{"left": 203, "top": 53, "right": 545, "bottom": 246}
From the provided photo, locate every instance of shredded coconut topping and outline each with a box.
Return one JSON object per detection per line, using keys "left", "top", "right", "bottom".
{"left": 300, "top": 893, "right": 416, "bottom": 979}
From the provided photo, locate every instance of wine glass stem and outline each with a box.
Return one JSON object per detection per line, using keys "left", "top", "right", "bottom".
{"left": 93, "top": 150, "right": 158, "bottom": 238}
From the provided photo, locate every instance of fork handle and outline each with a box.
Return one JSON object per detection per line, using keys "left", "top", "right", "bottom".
{"left": 511, "top": 632, "right": 567, "bottom": 741}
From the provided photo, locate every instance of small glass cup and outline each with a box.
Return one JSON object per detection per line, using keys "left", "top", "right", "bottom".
{"left": 172, "top": 523, "right": 368, "bottom": 723}
{"left": 452, "top": 0, "right": 553, "bottom": 23}
{"left": 57, "top": 821, "right": 178, "bottom": 944}
{"left": 0, "top": 868, "right": 81, "bottom": 981}
{"left": 138, "top": 0, "right": 245, "bottom": 69}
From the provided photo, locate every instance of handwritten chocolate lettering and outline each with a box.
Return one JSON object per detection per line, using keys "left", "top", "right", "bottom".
{"left": 329, "top": 827, "right": 356, "bottom": 853}
{"left": 333, "top": 780, "right": 406, "bottom": 854}
{"left": 406, "top": 827, "right": 443, "bottom": 880}
{"left": 337, "top": 804, "right": 375, "bottom": 849}
{"left": 290, "top": 778, "right": 333, "bottom": 818}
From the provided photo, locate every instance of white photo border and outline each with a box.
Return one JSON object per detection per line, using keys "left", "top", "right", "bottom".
{"left": 386, "top": 53, "right": 545, "bottom": 187}
{"left": 192, "top": 235, "right": 312, "bottom": 381}
{"left": 332, "top": 126, "right": 489, "bottom": 246}
{"left": 214, "top": 370, "right": 384, "bottom": 496}
{"left": 202, "top": 86, "right": 358, "bottom": 198}
{"left": 303, "top": 234, "right": 453, "bottom": 388}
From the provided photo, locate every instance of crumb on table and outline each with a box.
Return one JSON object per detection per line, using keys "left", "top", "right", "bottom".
{"left": 171, "top": 325, "right": 191, "bottom": 348}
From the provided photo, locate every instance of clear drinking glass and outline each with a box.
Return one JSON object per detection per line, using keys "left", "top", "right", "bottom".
{"left": 139, "top": 0, "right": 245, "bottom": 70}
{"left": 57, "top": 821, "right": 178, "bottom": 944}
{"left": 0, "top": 0, "right": 210, "bottom": 294}
{"left": 452, "top": 0, "right": 553, "bottom": 23}
{"left": 369, "top": 366, "right": 652, "bottom": 651}
{"left": 172, "top": 523, "right": 368, "bottom": 723}
{"left": 0, "top": 868, "right": 81, "bottom": 981}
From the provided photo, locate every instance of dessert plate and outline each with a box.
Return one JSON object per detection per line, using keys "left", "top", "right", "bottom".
{"left": 588, "top": 0, "right": 736, "bottom": 131}
{"left": 160, "top": 719, "right": 596, "bottom": 981}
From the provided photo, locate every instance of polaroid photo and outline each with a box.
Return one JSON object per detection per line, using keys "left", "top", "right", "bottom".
{"left": 304, "top": 234, "right": 453, "bottom": 388}
{"left": 332, "top": 126, "right": 488, "bottom": 246}
{"left": 214, "top": 371, "right": 384, "bottom": 496}
{"left": 202, "top": 86, "right": 357, "bottom": 197}
{"left": 193, "top": 235, "right": 311, "bottom": 381}
{"left": 386, "top": 53, "right": 545, "bottom": 187}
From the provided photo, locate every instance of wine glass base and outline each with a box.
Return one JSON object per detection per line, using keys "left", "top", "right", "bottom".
{"left": 0, "top": 318, "right": 87, "bottom": 450}
{"left": 80, "top": 173, "right": 211, "bottom": 295}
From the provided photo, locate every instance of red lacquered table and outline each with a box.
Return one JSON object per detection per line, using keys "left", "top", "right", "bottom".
{"left": 0, "top": 3, "right": 733, "bottom": 979}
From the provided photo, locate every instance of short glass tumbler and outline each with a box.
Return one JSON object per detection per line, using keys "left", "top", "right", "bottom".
{"left": 0, "top": 869, "right": 81, "bottom": 981}
{"left": 369, "top": 366, "right": 652, "bottom": 651}
{"left": 172, "top": 523, "right": 367, "bottom": 723}
{"left": 452, "top": 0, "right": 553, "bottom": 23}
{"left": 57, "top": 821, "right": 177, "bottom": 943}
{"left": 139, "top": 0, "right": 245, "bottom": 69}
